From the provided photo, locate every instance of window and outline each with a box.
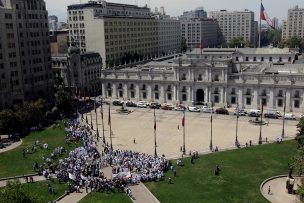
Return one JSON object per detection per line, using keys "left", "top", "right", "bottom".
{"left": 130, "top": 84, "right": 134, "bottom": 90}
{"left": 214, "top": 75, "right": 219, "bottom": 81}
{"left": 198, "top": 74, "right": 202, "bottom": 81}
{"left": 288, "top": 57, "right": 291, "bottom": 62}
{"left": 245, "top": 57, "right": 249, "bottom": 61}
{"left": 246, "top": 98, "right": 251, "bottom": 105}
{"left": 131, "top": 91, "right": 135, "bottom": 98}
{"left": 154, "top": 85, "right": 159, "bottom": 91}
{"left": 261, "top": 57, "right": 264, "bottom": 62}
{"left": 167, "top": 93, "right": 172, "bottom": 101}
{"left": 231, "top": 88, "right": 236, "bottom": 95}
{"left": 295, "top": 91, "right": 300, "bottom": 98}
{"left": 182, "top": 94, "right": 187, "bottom": 101}
{"left": 278, "top": 90, "right": 283, "bottom": 97}
{"left": 278, "top": 99, "right": 283, "bottom": 107}
{"left": 231, "top": 97, "right": 236, "bottom": 104}
{"left": 235, "top": 57, "right": 239, "bottom": 61}
{"left": 182, "top": 74, "right": 186, "bottom": 80}
{"left": 261, "top": 89, "right": 267, "bottom": 96}
{"left": 269, "top": 57, "right": 273, "bottom": 62}
{"left": 142, "top": 84, "right": 146, "bottom": 90}
{"left": 119, "top": 91, "right": 123, "bottom": 97}
{"left": 279, "top": 57, "right": 282, "bottom": 62}
{"left": 167, "top": 85, "right": 172, "bottom": 91}
{"left": 143, "top": 92, "right": 147, "bottom": 99}
{"left": 253, "top": 57, "right": 256, "bottom": 62}
{"left": 294, "top": 100, "right": 300, "bottom": 108}
{"left": 214, "top": 96, "right": 219, "bottom": 103}
{"left": 155, "top": 93, "right": 159, "bottom": 100}
{"left": 108, "top": 90, "right": 112, "bottom": 97}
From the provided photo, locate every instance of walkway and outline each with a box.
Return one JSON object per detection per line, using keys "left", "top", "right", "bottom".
{"left": 0, "top": 135, "right": 22, "bottom": 153}
{"left": 0, "top": 175, "right": 46, "bottom": 187}
{"left": 57, "top": 167, "right": 112, "bottom": 203}
{"left": 130, "top": 183, "right": 160, "bottom": 203}
{"left": 261, "top": 176, "right": 302, "bottom": 203}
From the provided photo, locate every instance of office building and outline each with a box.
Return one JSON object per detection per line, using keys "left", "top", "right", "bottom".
{"left": 282, "top": 5, "right": 304, "bottom": 41}
{"left": 0, "top": 0, "right": 52, "bottom": 109}
{"left": 179, "top": 7, "right": 207, "bottom": 20}
{"left": 209, "top": 10, "right": 257, "bottom": 45}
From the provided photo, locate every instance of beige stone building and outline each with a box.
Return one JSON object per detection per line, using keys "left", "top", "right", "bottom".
{"left": 0, "top": 0, "right": 52, "bottom": 110}
{"left": 209, "top": 10, "right": 257, "bottom": 45}
{"left": 282, "top": 5, "right": 304, "bottom": 41}
{"left": 181, "top": 18, "right": 222, "bottom": 49}
{"left": 67, "top": 1, "right": 181, "bottom": 68}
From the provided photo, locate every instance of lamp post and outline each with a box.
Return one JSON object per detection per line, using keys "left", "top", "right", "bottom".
{"left": 210, "top": 101, "right": 213, "bottom": 151}
{"left": 100, "top": 102, "right": 106, "bottom": 144}
{"left": 258, "top": 99, "right": 263, "bottom": 145}
{"left": 282, "top": 91, "right": 287, "bottom": 138}
{"left": 235, "top": 103, "right": 239, "bottom": 147}
{"left": 154, "top": 109, "right": 157, "bottom": 157}
{"left": 182, "top": 110, "right": 186, "bottom": 155}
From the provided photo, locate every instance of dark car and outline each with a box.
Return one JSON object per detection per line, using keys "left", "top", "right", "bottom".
{"left": 248, "top": 112, "right": 260, "bottom": 117}
{"left": 161, "top": 104, "right": 174, "bottom": 110}
{"left": 264, "top": 113, "right": 279, "bottom": 119}
{"left": 150, "top": 102, "right": 161, "bottom": 109}
{"left": 126, "top": 101, "right": 137, "bottom": 107}
{"left": 112, "top": 100, "right": 124, "bottom": 106}
{"left": 215, "top": 108, "right": 229, "bottom": 115}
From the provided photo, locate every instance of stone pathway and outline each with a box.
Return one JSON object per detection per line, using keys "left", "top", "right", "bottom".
{"left": 130, "top": 183, "right": 160, "bottom": 203}
{"left": 0, "top": 175, "right": 46, "bottom": 187}
{"left": 261, "top": 176, "right": 302, "bottom": 203}
{"left": 0, "top": 139, "right": 22, "bottom": 153}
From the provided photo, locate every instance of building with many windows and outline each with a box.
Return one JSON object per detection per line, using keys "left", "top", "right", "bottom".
{"left": 52, "top": 47, "right": 102, "bottom": 96}
{"left": 179, "top": 7, "right": 207, "bottom": 20}
{"left": 181, "top": 18, "right": 223, "bottom": 49}
{"left": 209, "top": 9, "right": 257, "bottom": 45}
{"left": 67, "top": 1, "right": 181, "bottom": 68}
{"left": 100, "top": 48, "right": 304, "bottom": 112}
{"left": 282, "top": 5, "right": 304, "bottom": 41}
{"left": 0, "top": 0, "right": 52, "bottom": 110}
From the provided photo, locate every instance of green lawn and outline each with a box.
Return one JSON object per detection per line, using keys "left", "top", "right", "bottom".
{"left": 146, "top": 141, "right": 297, "bottom": 203}
{"left": 79, "top": 192, "right": 132, "bottom": 203}
{"left": 0, "top": 121, "right": 78, "bottom": 178}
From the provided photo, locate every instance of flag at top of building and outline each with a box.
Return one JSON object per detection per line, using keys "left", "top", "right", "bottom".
{"left": 260, "top": 1, "right": 275, "bottom": 29}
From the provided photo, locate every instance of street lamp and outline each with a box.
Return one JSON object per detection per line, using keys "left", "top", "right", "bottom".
{"left": 258, "top": 99, "right": 263, "bottom": 145}
{"left": 210, "top": 101, "right": 213, "bottom": 151}
{"left": 235, "top": 103, "right": 240, "bottom": 147}
{"left": 282, "top": 91, "right": 287, "bottom": 138}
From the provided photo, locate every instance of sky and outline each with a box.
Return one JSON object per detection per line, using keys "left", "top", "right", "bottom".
{"left": 45, "top": 0, "right": 304, "bottom": 22}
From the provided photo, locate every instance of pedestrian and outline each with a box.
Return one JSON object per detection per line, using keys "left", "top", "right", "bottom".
{"left": 245, "top": 142, "right": 248, "bottom": 147}
{"left": 249, "top": 140, "right": 252, "bottom": 146}
{"left": 133, "top": 138, "right": 136, "bottom": 144}
{"left": 168, "top": 177, "right": 172, "bottom": 184}
{"left": 191, "top": 155, "right": 194, "bottom": 164}
{"left": 266, "top": 137, "right": 268, "bottom": 143}
{"left": 180, "top": 146, "right": 182, "bottom": 152}
{"left": 268, "top": 185, "right": 271, "bottom": 195}
{"left": 177, "top": 125, "right": 179, "bottom": 130}
{"left": 173, "top": 169, "right": 177, "bottom": 177}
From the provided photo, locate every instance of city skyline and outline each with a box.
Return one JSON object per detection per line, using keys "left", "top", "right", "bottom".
{"left": 46, "top": 0, "right": 304, "bottom": 22}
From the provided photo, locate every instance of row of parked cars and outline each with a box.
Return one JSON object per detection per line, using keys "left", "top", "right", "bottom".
{"left": 233, "top": 109, "right": 298, "bottom": 120}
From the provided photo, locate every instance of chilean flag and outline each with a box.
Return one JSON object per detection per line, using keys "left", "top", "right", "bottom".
{"left": 260, "top": 2, "right": 275, "bottom": 29}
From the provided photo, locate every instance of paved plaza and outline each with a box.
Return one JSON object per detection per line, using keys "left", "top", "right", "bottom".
{"left": 87, "top": 106, "right": 298, "bottom": 158}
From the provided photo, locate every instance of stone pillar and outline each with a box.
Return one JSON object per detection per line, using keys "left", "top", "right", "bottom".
{"left": 253, "top": 89, "right": 259, "bottom": 109}
{"left": 148, "top": 84, "right": 152, "bottom": 102}
{"left": 136, "top": 84, "right": 140, "bottom": 101}
{"left": 112, "top": 83, "right": 117, "bottom": 99}
{"left": 123, "top": 83, "right": 128, "bottom": 100}
{"left": 175, "top": 85, "right": 179, "bottom": 103}
{"left": 286, "top": 89, "right": 292, "bottom": 112}
{"left": 102, "top": 83, "right": 106, "bottom": 98}
{"left": 221, "top": 87, "right": 224, "bottom": 104}
{"left": 208, "top": 87, "right": 212, "bottom": 103}
{"left": 269, "top": 90, "right": 274, "bottom": 109}
{"left": 161, "top": 85, "right": 166, "bottom": 103}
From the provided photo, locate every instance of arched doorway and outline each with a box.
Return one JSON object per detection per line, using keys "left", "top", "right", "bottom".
{"left": 196, "top": 89, "right": 204, "bottom": 103}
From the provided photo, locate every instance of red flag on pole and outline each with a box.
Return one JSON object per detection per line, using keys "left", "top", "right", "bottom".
{"left": 108, "top": 104, "right": 111, "bottom": 126}
{"left": 182, "top": 111, "right": 185, "bottom": 127}
{"left": 154, "top": 109, "right": 156, "bottom": 130}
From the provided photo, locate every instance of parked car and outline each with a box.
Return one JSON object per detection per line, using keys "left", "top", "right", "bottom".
{"left": 233, "top": 109, "right": 247, "bottom": 116}
{"left": 284, "top": 113, "right": 296, "bottom": 120}
{"left": 174, "top": 105, "right": 186, "bottom": 111}
{"left": 150, "top": 102, "right": 161, "bottom": 109}
{"left": 264, "top": 112, "right": 279, "bottom": 119}
{"left": 126, "top": 101, "right": 137, "bottom": 107}
{"left": 137, "top": 101, "right": 148, "bottom": 108}
{"left": 201, "top": 106, "right": 214, "bottom": 113}
{"left": 248, "top": 109, "right": 261, "bottom": 117}
{"left": 112, "top": 100, "right": 124, "bottom": 106}
{"left": 215, "top": 108, "right": 229, "bottom": 115}
{"left": 188, "top": 106, "right": 200, "bottom": 112}
{"left": 161, "top": 103, "right": 174, "bottom": 110}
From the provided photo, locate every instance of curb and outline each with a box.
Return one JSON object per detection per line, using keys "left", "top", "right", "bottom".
{"left": 139, "top": 182, "right": 160, "bottom": 203}
{"left": 0, "top": 173, "right": 39, "bottom": 181}
{"left": 54, "top": 192, "right": 68, "bottom": 202}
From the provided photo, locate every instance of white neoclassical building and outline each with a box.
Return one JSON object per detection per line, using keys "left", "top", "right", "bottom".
{"left": 101, "top": 48, "right": 304, "bottom": 112}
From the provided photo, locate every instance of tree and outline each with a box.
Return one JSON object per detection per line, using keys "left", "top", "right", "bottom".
{"left": 181, "top": 38, "right": 187, "bottom": 53}
{"left": 295, "top": 118, "right": 304, "bottom": 146}
{"left": 287, "top": 36, "right": 304, "bottom": 51}
{"left": 0, "top": 109, "right": 22, "bottom": 136}
{"left": 228, "top": 37, "right": 252, "bottom": 48}
{"left": 0, "top": 180, "right": 40, "bottom": 203}
{"left": 55, "top": 87, "right": 74, "bottom": 114}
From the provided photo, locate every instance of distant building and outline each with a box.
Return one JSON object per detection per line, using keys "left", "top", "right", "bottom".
{"left": 282, "top": 5, "right": 304, "bottom": 41}
{"left": 209, "top": 10, "right": 258, "bottom": 46}
{"left": 67, "top": 1, "right": 181, "bottom": 67}
{"left": 272, "top": 17, "right": 279, "bottom": 29}
{"left": 49, "top": 15, "right": 58, "bottom": 31}
{"left": 50, "top": 29, "right": 69, "bottom": 55}
{"left": 0, "top": 0, "right": 52, "bottom": 109}
{"left": 181, "top": 18, "right": 223, "bottom": 49}
{"left": 179, "top": 7, "right": 207, "bottom": 20}
{"left": 52, "top": 47, "right": 102, "bottom": 95}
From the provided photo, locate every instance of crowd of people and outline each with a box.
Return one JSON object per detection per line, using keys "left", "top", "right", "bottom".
{"left": 37, "top": 119, "right": 168, "bottom": 196}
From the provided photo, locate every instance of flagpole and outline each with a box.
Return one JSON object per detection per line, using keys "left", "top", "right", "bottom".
{"left": 282, "top": 91, "right": 286, "bottom": 138}
{"left": 259, "top": 0, "right": 262, "bottom": 48}
{"left": 109, "top": 104, "right": 113, "bottom": 150}
{"left": 210, "top": 102, "right": 213, "bottom": 151}
{"left": 101, "top": 103, "right": 105, "bottom": 144}
{"left": 154, "top": 109, "right": 157, "bottom": 157}
{"left": 94, "top": 95, "right": 99, "bottom": 141}
{"left": 183, "top": 110, "right": 186, "bottom": 155}
{"left": 259, "top": 99, "right": 263, "bottom": 144}
{"left": 235, "top": 103, "right": 239, "bottom": 147}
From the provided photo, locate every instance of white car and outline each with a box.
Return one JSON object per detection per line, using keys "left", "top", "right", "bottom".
{"left": 137, "top": 101, "right": 147, "bottom": 108}
{"left": 201, "top": 106, "right": 214, "bottom": 113}
{"left": 188, "top": 106, "right": 200, "bottom": 112}
{"left": 284, "top": 113, "right": 296, "bottom": 120}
